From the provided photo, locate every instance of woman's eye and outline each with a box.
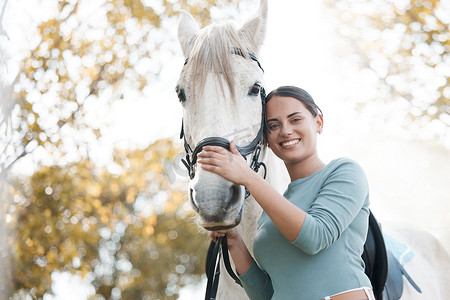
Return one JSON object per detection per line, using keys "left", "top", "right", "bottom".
{"left": 268, "top": 123, "right": 279, "bottom": 130}
{"left": 292, "top": 118, "right": 302, "bottom": 122}
{"left": 248, "top": 83, "right": 261, "bottom": 96}
{"left": 176, "top": 86, "right": 186, "bottom": 103}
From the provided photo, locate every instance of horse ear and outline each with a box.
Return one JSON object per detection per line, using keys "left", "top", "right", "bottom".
{"left": 178, "top": 10, "right": 199, "bottom": 58}
{"left": 238, "top": 0, "right": 268, "bottom": 53}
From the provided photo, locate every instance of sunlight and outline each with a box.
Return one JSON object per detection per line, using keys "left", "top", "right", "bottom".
{"left": 1, "top": 0, "right": 448, "bottom": 298}
{"left": 44, "top": 272, "right": 95, "bottom": 300}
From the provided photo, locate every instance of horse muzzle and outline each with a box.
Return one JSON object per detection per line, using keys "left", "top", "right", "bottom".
{"left": 189, "top": 173, "right": 245, "bottom": 231}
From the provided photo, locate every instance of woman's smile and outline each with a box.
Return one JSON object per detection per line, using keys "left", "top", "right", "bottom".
{"left": 280, "top": 138, "right": 301, "bottom": 148}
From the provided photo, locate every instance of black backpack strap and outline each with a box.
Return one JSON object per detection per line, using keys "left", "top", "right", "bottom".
{"left": 363, "top": 210, "right": 388, "bottom": 300}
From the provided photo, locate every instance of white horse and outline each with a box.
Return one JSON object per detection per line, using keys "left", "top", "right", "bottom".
{"left": 176, "top": 0, "right": 450, "bottom": 299}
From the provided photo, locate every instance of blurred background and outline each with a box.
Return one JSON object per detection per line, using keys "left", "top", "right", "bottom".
{"left": 0, "top": 0, "right": 448, "bottom": 299}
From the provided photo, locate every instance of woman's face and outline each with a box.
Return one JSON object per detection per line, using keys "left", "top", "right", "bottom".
{"left": 265, "top": 96, "right": 323, "bottom": 166}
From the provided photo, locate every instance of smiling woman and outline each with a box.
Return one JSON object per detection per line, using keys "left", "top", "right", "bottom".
{"left": 264, "top": 86, "right": 324, "bottom": 180}
{"left": 200, "top": 85, "right": 375, "bottom": 300}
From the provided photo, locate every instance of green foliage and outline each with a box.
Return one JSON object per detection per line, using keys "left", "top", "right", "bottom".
{"left": 7, "top": 139, "right": 208, "bottom": 299}
{"left": 325, "top": 0, "right": 449, "bottom": 131}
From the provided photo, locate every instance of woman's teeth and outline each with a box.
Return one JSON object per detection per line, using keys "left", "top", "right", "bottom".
{"left": 281, "top": 139, "right": 299, "bottom": 147}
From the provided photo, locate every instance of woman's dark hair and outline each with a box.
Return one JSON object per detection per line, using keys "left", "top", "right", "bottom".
{"left": 265, "top": 86, "right": 322, "bottom": 117}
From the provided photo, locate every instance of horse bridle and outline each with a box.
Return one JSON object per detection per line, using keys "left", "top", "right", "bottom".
{"left": 178, "top": 49, "right": 267, "bottom": 299}
{"left": 179, "top": 48, "right": 268, "bottom": 198}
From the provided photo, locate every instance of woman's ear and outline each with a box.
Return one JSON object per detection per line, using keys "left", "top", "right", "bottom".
{"left": 316, "top": 114, "right": 324, "bottom": 134}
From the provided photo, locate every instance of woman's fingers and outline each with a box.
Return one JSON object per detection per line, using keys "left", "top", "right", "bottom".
{"left": 230, "top": 140, "right": 240, "bottom": 155}
{"left": 197, "top": 156, "right": 218, "bottom": 165}
{"left": 198, "top": 148, "right": 222, "bottom": 160}
{"left": 201, "top": 145, "right": 227, "bottom": 154}
{"left": 198, "top": 146, "right": 230, "bottom": 166}
{"left": 197, "top": 143, "right": 248, "bottom": 185}
{"left": 209, "top": 231, "right": 226, "bottom": 241}
{"left": 199, "top": 163, "right": 220, "bottom": 174}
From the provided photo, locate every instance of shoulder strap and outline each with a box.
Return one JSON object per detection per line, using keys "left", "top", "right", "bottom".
{"left": 363, "top": 210, "right": 388, "bottom": 300}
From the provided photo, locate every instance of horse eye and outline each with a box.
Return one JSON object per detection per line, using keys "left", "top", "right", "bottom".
{"left": 176, "top": 86, "right": 186, "bottom": 103}
{"left": 248, "top": 83, "right": 261, "bottom": 96}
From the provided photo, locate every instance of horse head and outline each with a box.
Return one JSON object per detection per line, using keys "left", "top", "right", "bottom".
{"left": 176, "top": 0, "right": 268, "bottom": 231}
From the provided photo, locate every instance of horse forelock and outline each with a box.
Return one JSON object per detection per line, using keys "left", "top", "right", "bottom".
{"left": 185, "top": 23, "right": 254, "bottom": 103}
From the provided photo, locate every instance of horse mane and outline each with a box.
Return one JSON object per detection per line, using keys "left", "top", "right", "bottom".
{"left": 186, "top": 23, "right": 254, "bottom": 102}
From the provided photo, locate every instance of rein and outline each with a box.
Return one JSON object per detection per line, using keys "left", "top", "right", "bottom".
{"left": 205, "top": 236, "right": 242, "bottom": 300}
{"left": 179, "top": 49, "right": 266, "bottom": 299}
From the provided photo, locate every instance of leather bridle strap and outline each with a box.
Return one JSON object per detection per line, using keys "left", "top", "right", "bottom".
{"left": 221, "top": 236, "right": 242, "bottom": 286}
{"left": 188, "top": 110, "right": 265, "bottom": 163}
{"left": 179, "top": 49, "right": 267, "bottom": 184}
{"left": 205, "top": 238, "right": 222, "bottom": 300}
{"left": 205, "top": 236, "right": 242, "bottom": 300}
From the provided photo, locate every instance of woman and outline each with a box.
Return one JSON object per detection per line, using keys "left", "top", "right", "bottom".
{"left": 197, "top": 86, "right": 374, "bottom": 300}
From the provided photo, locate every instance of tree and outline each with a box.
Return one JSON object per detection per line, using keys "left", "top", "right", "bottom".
{"left": 7, "top": 139, "right": 208, "bottom": 299}
{"left": 1, "top": 0, "right": 252, "bottom": 298}
{"left": 1, "top": 0, "right": 248, "bottom": 176}
{"left": 324, "top": 0, "right": 449, "bottom": 145}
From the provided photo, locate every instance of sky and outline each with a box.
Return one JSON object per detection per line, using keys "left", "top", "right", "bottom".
{"left": 1, "top": 0, "right": 450, "bottom": 298}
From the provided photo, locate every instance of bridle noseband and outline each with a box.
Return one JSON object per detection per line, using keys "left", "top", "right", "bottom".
{"left": 179, "top": 49, "right": 268, "bottom": 198}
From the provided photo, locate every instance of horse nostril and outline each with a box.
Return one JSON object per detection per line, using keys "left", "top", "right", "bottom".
{"left": 190, "top": 188, "right": 199, "bottom": 213}
{"left": 225, "top": 185, "right": 242, "bottom": 211}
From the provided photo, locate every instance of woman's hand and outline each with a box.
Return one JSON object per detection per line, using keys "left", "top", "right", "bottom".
{"left": 197, "top": 140, "right": 252, "bottom": 186}
{"left": 209, "top": 228, "right": 253, "bottom": 275}
{"left": 209, "top": 228, "right": 242, "bottom": 250}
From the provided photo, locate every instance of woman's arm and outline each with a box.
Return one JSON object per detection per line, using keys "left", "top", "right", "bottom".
{"left": 292, "top": 158, "right": 369, "bottom": 254}
{"left": 199, "top": 144, "right": 369, "bottom": 255}
{"left": 198, "top": 141, "right": 306, "bottom": 242}
{"left": 245, "top": 172, "right": 306, "bottom": 242}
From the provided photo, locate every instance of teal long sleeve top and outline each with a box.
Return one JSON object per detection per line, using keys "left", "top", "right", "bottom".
{"left": 239, "top": 158, "right": 372, "bottom": 300}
